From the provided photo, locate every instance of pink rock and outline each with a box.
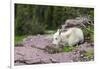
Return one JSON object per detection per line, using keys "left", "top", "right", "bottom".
{"left": 23, "top": 35, "right": 52, "bottom": 49}
{"left": 50, "top": 52, "right": 74, "bottom": 63}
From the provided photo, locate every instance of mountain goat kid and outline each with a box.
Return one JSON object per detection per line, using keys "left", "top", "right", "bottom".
{"left": 52, "top": 27, "right": 84, "bottom": 47}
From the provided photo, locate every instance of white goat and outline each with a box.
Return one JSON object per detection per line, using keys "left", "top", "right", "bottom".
{"left": 52, "top": 27, "right": 84, "bottom": 46}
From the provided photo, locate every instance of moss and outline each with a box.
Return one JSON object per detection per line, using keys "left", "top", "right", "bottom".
{"left": 84, "top": 49, "right": 94, "bottom": 60}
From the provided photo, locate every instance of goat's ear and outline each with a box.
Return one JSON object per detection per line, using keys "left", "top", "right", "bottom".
{"left": 57, "top": 29, "right": 60, "bottom": 32}
{"left": 59, "top": 29, "right": 62, "bottom": 35}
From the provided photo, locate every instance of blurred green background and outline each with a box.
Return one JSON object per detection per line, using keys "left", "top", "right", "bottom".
{"left": 14, "top": 4, "right": 94, "bottom": 44}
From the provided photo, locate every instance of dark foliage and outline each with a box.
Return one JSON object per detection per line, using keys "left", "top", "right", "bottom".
{"left": 15, "top": 4, "right": 94, "bottom": 35}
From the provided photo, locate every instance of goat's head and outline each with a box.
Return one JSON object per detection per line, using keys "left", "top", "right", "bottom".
{"left": 52, "top": 29, "right": 62, "bottom": 45}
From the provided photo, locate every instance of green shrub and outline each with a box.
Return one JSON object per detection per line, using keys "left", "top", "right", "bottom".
{"left": 82, "top": 24, "right": 94, "bottom": 42}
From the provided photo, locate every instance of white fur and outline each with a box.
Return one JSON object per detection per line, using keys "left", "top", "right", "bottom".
{"left": 52, "top": 27, "right": 84, "bottom": 46}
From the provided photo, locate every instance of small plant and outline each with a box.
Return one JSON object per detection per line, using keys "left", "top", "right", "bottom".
{"left": 63, "top": 46, "right": 75, "bottom": 52}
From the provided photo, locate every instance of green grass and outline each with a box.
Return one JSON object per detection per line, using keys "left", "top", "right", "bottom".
{"left": 44, "top": 30, "right": 56, "bottom": 34}
{"left": 63, "top": 46, "right": 75, "bottom": 52}
{"left": 15, "top": 35, "right": 27, "bottom": 45}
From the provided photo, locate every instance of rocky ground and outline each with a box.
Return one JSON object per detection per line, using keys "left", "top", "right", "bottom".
{"left": 14, "top": 35, "right": 94, "bottom": 66}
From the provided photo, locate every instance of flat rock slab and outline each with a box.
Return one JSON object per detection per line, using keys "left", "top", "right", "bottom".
{"left": 50, "top": 52, "right": 74, "bottom": 63}
{"left": 14, "top": 46, "right": 52, "bottom": 65}
{"left": 14, "top": 35, "right": 94, "bottom": 66}
{"left": 22, "top": 35, "right": 53, "bottom": 49}
{"left": 14, "top": 46, "right": 76, "bottom": 65}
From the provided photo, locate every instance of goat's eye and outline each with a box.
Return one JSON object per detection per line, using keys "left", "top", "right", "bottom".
{"left": 55, "top": 38, "right": 57, "bottom": 40}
